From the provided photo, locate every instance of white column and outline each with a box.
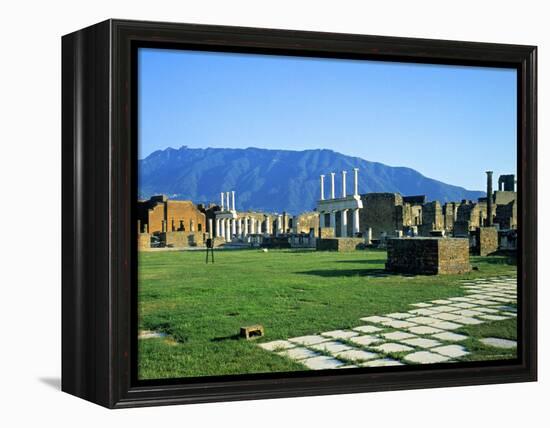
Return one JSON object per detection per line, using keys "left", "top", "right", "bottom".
{"left": 341, "top": 209, "right": 348, "bottom": 237}
{"left": 208, "top": 218, "right": 213, "bottom": 239}
{"left": 320, "top": 175, "right": 325, "bottom": 200}
{"left": 238, "top": 218, "right": 242, "bottom": 236}
{"left": 330, "top": 172, "right": 335, "bottom": 199}
{"left": 231, "top": 191, "right": 236, "bottom": 211}
{"left": 352, "top": 208, "right": 360, "bottom": 235}
{"left": 251, "top": 218, "right": 256, "bottom": 234}
{"left": 276, "top": 215, "right": 282, "bottom": 236}
{"left": 226, "top": 192, "right": 230, "bottom": 211}
{"left": 342, "top": 171, "right": 347, "bottom": 198}
{"left": 353, "top": 168, "right": 359, "bottom": 196}
{"left": 329, "top": 211, "right": 336, "bottom": 231}
{"left": 319, "top": 212, "right": 325, "bottom": 228}
{"left": 231, "top": 218, "right": 236, "bottom": 236}
{"left": 216, "top": 218, "right": 220, "bottom": 237}
{"left": 220, "top": 192, "right": 225, "bottom": 210}
{"left": 226, "top": 218, "right": 231, "bottom": 240}
{"left": 266, "top": 216, "right": 271, "bottom": 234}
{"left": 244, "top": 217, "right": 249, "bottom": 236}
{"left": 220, "top": 219, "right": 226, "bottom": 239}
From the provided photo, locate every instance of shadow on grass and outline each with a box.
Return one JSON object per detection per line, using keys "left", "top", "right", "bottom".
{"left": 211, "top": 334, "right": 241, "bottom": 342}
{"left": 335, "top": 259, "right": 386, "bottom": 265}
{"left": 298, "top": 268, "right": 392, "bottom": 278}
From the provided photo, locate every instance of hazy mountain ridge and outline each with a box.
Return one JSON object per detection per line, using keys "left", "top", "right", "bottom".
{"left": 138, "top": 146, "right": 484, "bottom": 214}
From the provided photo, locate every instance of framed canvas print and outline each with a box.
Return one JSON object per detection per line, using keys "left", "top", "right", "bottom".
{"left": 62, "top": 19, "right": 537, "bottom": 408}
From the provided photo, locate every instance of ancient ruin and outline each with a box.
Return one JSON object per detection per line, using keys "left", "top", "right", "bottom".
{"left": 137, "top": 169, "right": 517, "bottom": 264}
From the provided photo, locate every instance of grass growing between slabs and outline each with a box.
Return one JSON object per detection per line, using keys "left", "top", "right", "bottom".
{"left": 137, "top": 248, "right": 517, "bottom": 379}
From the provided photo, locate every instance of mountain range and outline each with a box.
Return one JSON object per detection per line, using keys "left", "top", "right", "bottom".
{"left": 138, "top": 146, "right": 484, "bottom": 214}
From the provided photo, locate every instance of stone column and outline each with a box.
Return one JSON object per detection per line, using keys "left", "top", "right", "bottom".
{"left": 366, "top": 227, "right": 372, "bottom": 245}
{"left": 276, "top": 215, "right": 282, "bottom": 236}
{"left": 208, "top": 218, "right": 213, "bottom": 238}
{"left": 353, "top": 168, "right": 359, "bottom": 196}
{"left": 231, "top": 190, "right": 236, "bottom": 211}
{"left": 215, "top": 218, "right": 220, "bottom": 237}
{"left": 226, "top": 192, "right": 230, "bottom": 212}
{"left": 329, "top": 211, "right": 336, "bottom": 232}
{"left": 330, "top": 172, "right": 335, "bottom": 199}
{"left": 244, "top": 217, "right": 249, "bottom": 236}
{"left": 486, "top": 171, "right": 493, "bottom": 226}
{"left": 266, "top": 216, "right": 271, "bottom": 235}
{"left": 237, "top": 218, "right": 242, "bottom": 236}
{"left": 341, "top": 170, "right": 347, "bottom": 198}
{"left": 226, "top": 218, "right": 231, "bottom": 240}
{"left": 231, "top": 218, "right": 236, "bottom": 236}
{"left": 190, "top": 219, "right": 195, "bottom": 232}
{"left": 319, "top": 212, "right": 325, "bottom": 228}
{"left": 320, "top": 174, "right": 325, "bottom": 200}
{"left": 220, "top": 219, "right": 225, "bottom": 240}
{"left": 341, "top": 209, "right": 348, "bottom": 237}
{"left": 352, "top": 208, "right": 360, "bottom": 235}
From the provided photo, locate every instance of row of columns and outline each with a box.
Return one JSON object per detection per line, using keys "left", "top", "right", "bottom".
{"left": 215, "top": 215, "right": 280, "bottom": 240}
{"left": 220, "top": 190, "right": 236, "bottom": 211}
{"left": 319, "top": 208, "right": 361, "bottom": 237}
{"left": 320, "top": 168, "right": 359, "bottom": 201}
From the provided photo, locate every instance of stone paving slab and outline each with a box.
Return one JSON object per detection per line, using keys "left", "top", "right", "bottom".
{"left": 428, "top": 305, "right": 459, "bottom": 313}
{"left": 430, "top": 312, "right": 463, "bottom": 321}
{"left": 400, "top": 337, "right": 442, "bottom": 349}
{"left": 278, "top": 347, "right": 319, "bottom": 360}
{"left": 350, "top": 335, "right": 384, "bottom": 347}
{"left": 381, "top": 331, "right": 417, "bottom": 340}
{"left": 352, "top": 325, "right": 383, "bottom": 334}
{"left": 453, "top": 317, "right": 484, "bottom": 325}
{"left": 478, "top": 314, "right": 509, "bottom": 321}
{"left": 471, "top": 307, "right": 500, "bottom": 314}
{"left": 310, "top": 341, "right": 352, "bottom": 353}
{"left": 430, "top": 321, "right": 463, "bottom": 330}
{"left": 374, "top": 343, "right": 414, "bottom": 353}
{"left": 288, "top": 335, "right": 331, "bottom": 346}
{"left": 380, "top": 319, "right": 418, "bottom": 329}
{"left": 451, "top": 309, "right": 484, "bottom": 317}
{"left": 404, "top": 351, "right": 451, "bottom": 364}
{"left": 407, "top": 325, "right": 444, "bottom": 335}
{"left": 259, "top": 340, "right": 296, "bottom": 351}
{"left": 479, "top": 337, "right": 517, "bottom": 349}
{"left": 360, "top": 315, "right": 394, "bottom": 324}
{"left": 336, "top": 349, "right": 379, "bottom": 362}
{"left": 431, "top": 332, "right": 468, "bottom": 342}
{"left": 321, "top": 330, "right": 359, "bottom": 340}
{"left": 409, "top": 308, "right": 438, "bottom": 316}
{"left": 361, "top": 358, "right": 404, "bottom": 367}
{"left": 301, "top": 356, "right": 345, "bottom": 370}
{"left": 407, "top": 316, "right": 440, "bottom": 325}
{"left": 386, "top": 312, "right": 415, "bottom": 319}
{"left": 432, "top": 345, "right": 469, "bottom": 358}
{"left": 431, "top": 299, "right": 453, "bottom": 305}
{"left": 449, "top": 302, "right": 478, "bottom": 309}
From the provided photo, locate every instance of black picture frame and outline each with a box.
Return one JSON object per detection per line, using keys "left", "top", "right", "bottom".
{"left": 62, "top": 19, "right": 537, "bottom": 408}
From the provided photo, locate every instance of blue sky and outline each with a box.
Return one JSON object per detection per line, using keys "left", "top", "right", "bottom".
{"left": 138, "top": 48, "right": 517, "bottom": 191}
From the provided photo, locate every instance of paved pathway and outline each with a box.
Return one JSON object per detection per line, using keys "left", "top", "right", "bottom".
{"left": 259, "top": 274, "right": 517, "bottom": 369}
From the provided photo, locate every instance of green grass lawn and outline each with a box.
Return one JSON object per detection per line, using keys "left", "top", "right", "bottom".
{"left": 138, "top": 248, "right": 517, "bottom": 379}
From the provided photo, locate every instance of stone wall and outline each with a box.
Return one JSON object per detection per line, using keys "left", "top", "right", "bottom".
{"left": 319, "top": 227, "right": 335, "bottom": 239}
{"left": 138, "top": 233, "right": 151, "bottom": 250}
{"left": 495, "top": 200, "right": 517, "bottom": 230}
{"left": 359, "top": 193, "right": 403, "bottom": 237}
{"left": 475, "top": 227, "right": 499, "bottom": 256}
{"left": 295, "top": 211, "right": 319, "bottom": 235}
{"left": 317, "top": 237, "right": 365, "bottom": 252}
{"left": 421, "top": 201, "right": 444, "bottom": 232}
{"left": 137, "top": 196, "right": 206, "bottom": 234}
{"left": 162, "top": 231, "right": 205, "bottom": 248}
{"left": 386, "top": 237, "right": 471, "bottom": 275}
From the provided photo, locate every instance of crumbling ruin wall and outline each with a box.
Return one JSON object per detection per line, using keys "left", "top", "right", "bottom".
{"left": 360, "top": 193, "right": 403, "bottom": 238}
{"left": 295, "top": 212, "right": 319, "bottom": 235}
{"left": 495, "top": 200, "right": 517, "bottom": 230}
{"left": 386, "top": 237, "right": 471, "bottom": 275}
{"left": 317, "top": 237, "right": 365, "bottom": 252}
{"left": 161, "top": 231, "right": 205, "bottom": 247}
{"left": 474, "top": 227, "right": 499, "bottom": 256}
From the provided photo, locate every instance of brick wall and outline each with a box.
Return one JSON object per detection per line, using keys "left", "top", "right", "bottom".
{"left": 386, "top": 237, "right": 471, "bottom": 275}
{"left": 317, "top": 237, "right": 365, "bottom": 251}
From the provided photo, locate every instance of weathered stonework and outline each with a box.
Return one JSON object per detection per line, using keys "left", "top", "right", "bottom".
{"left": 386, "top": 237, "right": 471, "bottom": 275}
{"left": 319, "top": 227, "right": 336, "bottom": 239}
{"left": 317, "top": 237, "right": 365, "bottom": 252}
{"left": 474, "top": 227, "right": 499, "bottom": 256}
{"left": 138, "top": 233, "right": 151, "bottom": 249}
{"left": 162, "top": 231, "right": 204, "bottom": 247}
